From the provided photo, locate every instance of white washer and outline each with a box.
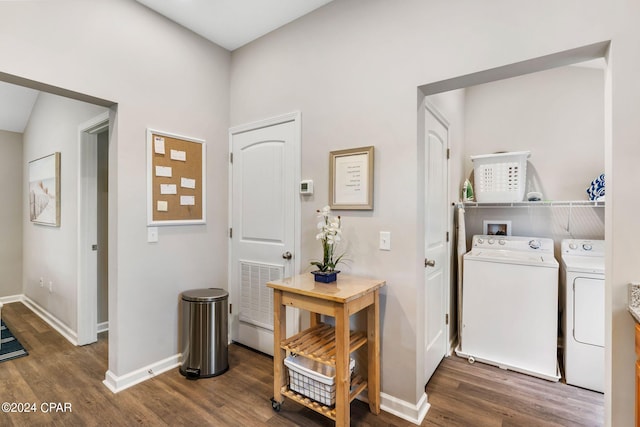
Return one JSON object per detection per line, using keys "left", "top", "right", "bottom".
{"left": 458, "top": 235, "right": 560, "bottom": 381}
{"left": 561, "top": 239, "right": 604, "bottom": 393}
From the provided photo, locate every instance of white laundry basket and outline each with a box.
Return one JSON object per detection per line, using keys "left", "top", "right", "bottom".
{"left": 471, "top": 151, "right": 530, "bottom": 202}
{"left": 284, "top": 355, "right": 355, "bottom": 406}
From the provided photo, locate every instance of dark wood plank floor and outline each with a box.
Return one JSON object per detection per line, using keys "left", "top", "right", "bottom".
{"left": 425, "top": 352, "right": 604, "bottom": 426}
{"left": 0, "top": 302, "right": 603, "bottom": 426}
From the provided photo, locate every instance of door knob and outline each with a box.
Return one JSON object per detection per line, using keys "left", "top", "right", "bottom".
{"left": 282, "top": 251, "right": 292, "bottom": 260}
{"left": 425, "top": 259, "right": 436, "bottom": 267}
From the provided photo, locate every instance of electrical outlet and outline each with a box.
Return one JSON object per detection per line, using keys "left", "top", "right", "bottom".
{"left": 39, "top": 277, "right": 44, "bottom": 287}
{"left": 48, "top": 281, "right": 53, "bottom": 293}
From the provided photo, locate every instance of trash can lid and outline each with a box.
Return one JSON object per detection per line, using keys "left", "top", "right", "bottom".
{"left": 182, "top": 288, "right": 229, "bottom": 302}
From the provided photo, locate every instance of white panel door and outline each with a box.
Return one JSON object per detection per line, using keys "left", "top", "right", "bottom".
{"left": 424, "top": 105, "right": 449, "bottom": 383}
{"left": 230, "top": 115, "right": 298, "bottom": 355}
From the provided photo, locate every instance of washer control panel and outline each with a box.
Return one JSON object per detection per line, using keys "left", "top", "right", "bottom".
{"left": 471, "top": 235, "right": 554, "bottom": 252}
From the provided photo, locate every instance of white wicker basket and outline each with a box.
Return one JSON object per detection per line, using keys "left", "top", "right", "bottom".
{"left": 470, "top": 151, "right": 530, "bottom": 202}
{"left": 284, "top": 355, "right": 355, "bottom": 407}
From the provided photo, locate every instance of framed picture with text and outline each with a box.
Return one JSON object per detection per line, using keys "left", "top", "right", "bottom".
{"left": 329, "top": 146, "right": 374, "bottom": 210}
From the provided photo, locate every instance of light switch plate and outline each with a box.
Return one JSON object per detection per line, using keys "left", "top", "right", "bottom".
{"left": 148, "top": 227, "right": 158, "bottom": 243}
{"left": 379, "top": 231, "right": 391, "bottom": 250}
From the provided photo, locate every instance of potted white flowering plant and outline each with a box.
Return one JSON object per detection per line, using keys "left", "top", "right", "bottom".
{"left": 310, "top": 205, "right": 345, "bottom": 283}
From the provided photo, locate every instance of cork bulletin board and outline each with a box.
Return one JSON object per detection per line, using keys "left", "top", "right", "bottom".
{"left": 147, "top": 129, "right": 206, "bottom": 225}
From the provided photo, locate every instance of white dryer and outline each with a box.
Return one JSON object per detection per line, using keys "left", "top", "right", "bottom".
{"left": 458, "top": 235, "right": 560, "bottom": 381}
{"left": 561, "top": 239, "right": 604, "bottom": 393}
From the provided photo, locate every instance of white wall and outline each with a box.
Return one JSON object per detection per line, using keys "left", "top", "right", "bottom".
{"left": 0, "top": 130, "right": 23, "bottom": 298}
{"left": 0, "top": 0, "right": 231, "bottom": 382}
{"left": 461, "top": 64, "right": 605, "bottom": 249}
{"left": 464, "top": 65, "right": 604, "bottom": 201}
{"left": 1, "top": 1, "right": 638, "bottom": 425}
{"left": 230, "top": 1, "right": 639, "bottom": 425}
{"left": 22, "top": 92, "right": 107, "bottom": 330}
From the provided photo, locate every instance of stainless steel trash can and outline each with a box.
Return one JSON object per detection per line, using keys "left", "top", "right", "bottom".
{"left": 180, "top": 288, "right": 229, "bottom": 379}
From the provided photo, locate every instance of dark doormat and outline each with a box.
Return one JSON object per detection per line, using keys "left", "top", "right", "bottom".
{"left": 0, "top": 320, "right": 28, "bottom": 362}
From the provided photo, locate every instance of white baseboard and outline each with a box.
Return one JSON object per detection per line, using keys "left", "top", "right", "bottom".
{"left": 97, "top": 321, "right": 109, "bottom": 333}
{"left": 103, "top": 353, "right": 182, "bottom": 393}
{"left": 380, "top": 391, "right": 430, "bottom": 425}
{"left": 21, "top": 295, "right": 79, "bottom": 346}
{"left": 0, "top": 294, "right": 24, "bottom": 304}
{"left": 354, "top": 391, "right": 430, "bottom": 425}
{"left": 14, "top": 295, "right": 181, "bottom": 396}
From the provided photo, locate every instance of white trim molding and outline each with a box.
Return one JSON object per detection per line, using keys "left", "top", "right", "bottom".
{"left": 21, "top": 295, "right": 78, "bottom": 346}
{"left": 103, "top": 354, "right": 182, "bottom": 393}
{"left": 97, "top": 321, "right": 109, "bottom": 334}
{"left": 7, "top": 296, "right": 109, "bottom": 347}
{"left": 0, "top": 294, "right": 24, "bottom": 305}
{"left": 380, "top": 392, "right": 430, "bottom": 425}
{"left": 77, "top": 111, "right": 110, "bottom": 346}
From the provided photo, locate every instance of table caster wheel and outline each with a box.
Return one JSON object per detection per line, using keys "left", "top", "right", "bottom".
{"left": 270, "top": 397, "right": 282, "bottom": 412}
{"left": 468, "top": 356, "right": 475, "bottom": 364}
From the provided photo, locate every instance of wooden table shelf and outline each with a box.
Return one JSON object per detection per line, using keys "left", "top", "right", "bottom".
{"left": 267, "top": 274, "right": 385, "bottom": 426}
{"left": 281, "top": 323, "right": 368, "bottom": 364}
{"left": 279, "top": 373, "right": 368, "bottom": 421}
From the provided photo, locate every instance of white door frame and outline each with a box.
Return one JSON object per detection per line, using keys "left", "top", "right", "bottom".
{"left": 227, "top": 111, "right": 302, "bottom": 341}
{"left": 77, "top": 111, "right": 109, "bottom": 346}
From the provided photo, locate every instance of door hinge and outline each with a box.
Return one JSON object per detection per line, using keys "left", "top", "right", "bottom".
{"left": 446, "top": 148, "right": 450, "bottom": 159}
{"left": 445, "top": 314, "right": 449, "bottom": 325}
{"left": 230, "top": 152, "right": 233, "bottom": 163}
{"left": 446, "top": 231, "right": 449, "bottom": 242}
{"left": 229, "top": 227, "right": 232, "bottom": 238}
{"left": 229, "top": 303, "right": 232, "bottom": 314}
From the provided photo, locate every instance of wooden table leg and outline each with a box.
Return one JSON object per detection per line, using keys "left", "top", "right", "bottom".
{"left": 273, "top": 289, "right": 286, "bottom": 404}
{"left": 367, "top": 289, "right": 381, "bottom": 414}
{"left": 334, "top": 304, "right": 350, "bottom": 426}
{"left": 309, "top": 312, "right": 321, "bottom": 327}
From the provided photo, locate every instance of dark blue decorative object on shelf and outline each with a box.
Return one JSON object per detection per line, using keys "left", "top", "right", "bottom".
{"left": 586, "top": 173, "right": 605, "bottom": 201}
{"left": 311, "top": 270, "right": 339, "bottom": 283}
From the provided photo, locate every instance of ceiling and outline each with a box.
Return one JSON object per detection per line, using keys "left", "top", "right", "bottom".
{"left": 0, "top": 2, "right": 605, "bottom": 135}
{"left": 0, "top": 82, "right": 38, "bottom": 133}
{"left": 135, "top": 0, "right": 334, "bottom": 51}
{"left": 0, "top": 0, "right": 333, "bottom": 134}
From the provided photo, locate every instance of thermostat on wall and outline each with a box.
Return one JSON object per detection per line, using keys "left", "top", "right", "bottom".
{"left": 300, "top": 180, "right": 314, "bottom": 195}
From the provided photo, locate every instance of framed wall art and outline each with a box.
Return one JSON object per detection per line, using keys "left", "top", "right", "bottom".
{"left": 29, "top": 152, "right": 61, "bottom": 227}
{"left": 483, "top": 220, "right": 512, "bottom": 236}
{"left": 147, "top": 129, "right": 206, "bottom": 226}
{"left": 329, "top": 146, "right": 374, "bottom": 210}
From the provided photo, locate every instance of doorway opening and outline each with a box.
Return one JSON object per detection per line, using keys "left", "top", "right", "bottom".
{"left": 78, "top": 112, "right": 110, "bottom": 346}
{"left": 418, "top": 40, "right": 609, "bottom": 417}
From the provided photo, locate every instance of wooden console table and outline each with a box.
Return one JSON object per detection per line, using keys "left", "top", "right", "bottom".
{"left": 267, "top": 274, "right": 385, "bottom": 426}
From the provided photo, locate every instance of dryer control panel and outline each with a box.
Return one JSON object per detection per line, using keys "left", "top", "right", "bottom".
{"left": 561, "top": 239, "right": 605, "bottom": 257}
